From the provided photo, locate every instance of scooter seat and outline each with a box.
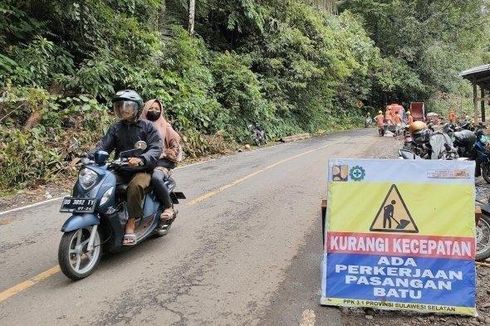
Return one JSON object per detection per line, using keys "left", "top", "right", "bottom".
{"left": 454, "top": 130, "right": 476, "bottom": 146}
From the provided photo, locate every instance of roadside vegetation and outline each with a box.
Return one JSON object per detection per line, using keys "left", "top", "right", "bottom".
{"left": 0, "top": 0, "right": 488, "bottom": 192}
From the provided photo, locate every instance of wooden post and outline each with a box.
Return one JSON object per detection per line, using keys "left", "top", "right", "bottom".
{"left": 321, "top": 199, "right": 327, "bottom": 246}
{"left": 482, "top": 87, "right": 486, "bottom": 122}
{"left": 474, "top": 83, "right": 479, "bottom": 123}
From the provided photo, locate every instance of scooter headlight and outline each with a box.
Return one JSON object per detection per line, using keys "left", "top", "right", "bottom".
{"left": 78, "top": 168, "right": 98, "bottom": 190}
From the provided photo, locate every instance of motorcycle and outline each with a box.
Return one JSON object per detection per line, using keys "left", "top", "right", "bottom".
{"left": 57, "top": 141, "right": 185, "bottom": 280}
{"left": 364, "top": 117, "right": 372, "bottom": 128}
{"left": 383, "top": 122, "right": 402, "bottom": 137}
{"left": 475, "top": 204, "right": 490, "bottom": 261}
{"left": 399, "top": 150, "right": 490, "bottom": 261}
{"left": 443, "top": 123, "right": 477, "bottom": 159}
{"left": 248, "top": 123, "right": 267, "bottom": 146}
{"left": 443, "top": 123, "right": 490, "bottom": 182}
{"left": 475, "top": 200, "right": 490, "bottom": 261}
{"left": 399, "top": 128, "right": 458, "bottom": 160}
{"left": 473, "top": 128, "right": 490, "bottom": 183}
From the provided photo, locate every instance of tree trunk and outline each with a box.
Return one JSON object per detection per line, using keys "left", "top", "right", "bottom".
{"left": 307, "top": 0, "right": 336, "bottom": 14}
{"left": 188, "top": 0, "right": 195, "bottom": 35}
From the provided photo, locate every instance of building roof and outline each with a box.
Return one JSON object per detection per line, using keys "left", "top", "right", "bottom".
{"left": 460, "top": 64, "right": 490, "bottom": 91}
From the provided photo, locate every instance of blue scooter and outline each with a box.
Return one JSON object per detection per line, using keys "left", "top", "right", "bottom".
{"left": 57, "top": 141, "right": 185, "bottom": 280}
{"left": 474, "top": 128, "right": 490, "bottom": 183}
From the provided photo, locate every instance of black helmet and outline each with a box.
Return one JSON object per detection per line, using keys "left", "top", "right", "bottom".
{"left": 111, "top": 90, "right": 143, "bottom": 121}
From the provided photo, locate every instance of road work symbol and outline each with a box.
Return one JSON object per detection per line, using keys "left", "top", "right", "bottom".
{"left": 369, "top": 184, "right": 418, "bottom": 233}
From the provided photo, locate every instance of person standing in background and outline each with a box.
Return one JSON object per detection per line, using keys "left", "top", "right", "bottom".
{"left": 449, "top": 111, "right": 457, "bottom": 124}
{"left": 406, "top": 111, "right": 414, "bottom": 125}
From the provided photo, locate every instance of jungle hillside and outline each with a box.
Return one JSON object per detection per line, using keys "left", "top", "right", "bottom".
{"left": 0, "top": 0, "right": 489, "bottom": 192}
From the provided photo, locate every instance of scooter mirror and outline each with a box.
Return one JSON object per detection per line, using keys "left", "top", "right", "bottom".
{"left": 94, "top": 151, "right": 109, "bottom": 165}
{"left": 134, "top": 141, "right": 147, "bottom": 151}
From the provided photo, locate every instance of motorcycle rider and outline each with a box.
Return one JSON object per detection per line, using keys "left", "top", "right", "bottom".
{"left": 141, "top": 99, "right": 182, "bottom": 224}
{"left": 92, "top": 90, "right": 162, "bottom": 246}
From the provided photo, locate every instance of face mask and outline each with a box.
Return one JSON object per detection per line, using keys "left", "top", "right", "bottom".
{"left": 146, "top": 110, "right": 161, "bottom": 121}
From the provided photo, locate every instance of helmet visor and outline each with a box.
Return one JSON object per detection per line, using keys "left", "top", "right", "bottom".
{"left": 113, "top": 101, "right": 138, "bottom": 120}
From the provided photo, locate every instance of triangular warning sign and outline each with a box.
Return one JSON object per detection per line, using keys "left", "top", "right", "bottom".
{"left": 370, "top": 184, "right": 418, "bottom": 233}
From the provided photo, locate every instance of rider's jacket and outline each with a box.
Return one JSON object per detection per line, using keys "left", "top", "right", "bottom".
{"left": 93, "top": 119, "right": 162, "bottom": 170}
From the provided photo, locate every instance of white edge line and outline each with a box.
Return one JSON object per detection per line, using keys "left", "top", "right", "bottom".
{"left": 0, "top": 196, "right": 67, "bottom": 217}
{"left": 0, "top": 159, "right": 209, "bottom": 217}
{"left": 0, "top": 160, "right": 211, "bottom": 216}
{"left": 0, "top": 134, "right": 333, "bottom": 216}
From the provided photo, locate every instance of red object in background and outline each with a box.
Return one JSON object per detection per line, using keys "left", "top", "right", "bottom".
{"left": 385, "top": 104, "right": 404, "bottom": 124}
{"left": 409, "top": 102, "right": 425, "bottom": 122}
{"left": 389, "top": 104, "right": 404, "bottom": 116}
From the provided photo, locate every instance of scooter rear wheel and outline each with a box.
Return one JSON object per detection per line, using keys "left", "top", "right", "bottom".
{"left": 481, "top": 162, "right": 490, "bottom": 183}
{"left": 58, "top": 227, "right": 102, "bottom": 280}
{"left": 476, "top": 213, "right": 490, "bottom": 261}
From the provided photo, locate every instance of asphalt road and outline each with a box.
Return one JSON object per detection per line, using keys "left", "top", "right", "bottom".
{"left": 0, "top": 128, "right": 388, "bottom": 325}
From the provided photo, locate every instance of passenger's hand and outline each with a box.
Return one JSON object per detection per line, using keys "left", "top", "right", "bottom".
{"left": 128, "top": 157, "right": 143, "bottom": 167}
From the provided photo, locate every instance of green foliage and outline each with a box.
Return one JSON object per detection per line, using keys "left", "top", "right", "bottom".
{"left": 339, "top": 0, "right": 490, "bottom": 106}
{"left": 212, "top": 52, "right": 267, "bottom": 123}
{"left": 0, "top": 86, "right": 112, "bottom": 189}
{"left": 1, "top": 0, "right": 488, "bottom": 191}
{"left": 0, "top": 127, "right": 63, "bottom": 188}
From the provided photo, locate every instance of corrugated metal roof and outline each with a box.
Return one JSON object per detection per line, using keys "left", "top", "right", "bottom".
{"left": 460, "top": 64, "right": 490, "bottom": 77}
{"left": 460, "top": 64, "right": 490, "bottom": 91}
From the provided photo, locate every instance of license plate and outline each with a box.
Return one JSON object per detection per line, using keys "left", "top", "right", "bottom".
{"left": 60, "top": 197, "right": 96, "bottom": 213}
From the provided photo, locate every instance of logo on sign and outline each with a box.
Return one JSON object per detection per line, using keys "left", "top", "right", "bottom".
{"left": 349, "top": 166, "right": 365, "bottom": 181}
{"left": 332, "top": 165, "right": 349, "bottom": 181}
{"left": 370, "top": 184, "right": 418, "bottom": 233}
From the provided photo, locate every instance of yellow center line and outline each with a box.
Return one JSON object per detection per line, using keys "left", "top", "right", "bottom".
{"left": 0, "top": 141, "right": 333, "bottom": 303}
{"left": 0, "top": 266, "right": 60, "bottom": 303}
{"left": 187, "top": 144, "right": 330, "bottom": 206}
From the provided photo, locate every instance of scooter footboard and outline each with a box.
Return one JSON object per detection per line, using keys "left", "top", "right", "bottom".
{"left": 61, "top": 213, "right": 100, "bottom": 232}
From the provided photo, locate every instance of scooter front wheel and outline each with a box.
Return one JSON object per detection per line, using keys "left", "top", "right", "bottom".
{"left": 58, "top": 227, "right": 102, "bottom": 280}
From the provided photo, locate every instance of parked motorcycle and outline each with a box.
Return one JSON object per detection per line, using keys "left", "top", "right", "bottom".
{"left": 248, "top": 123, "right": 266, "bottom": 146}
{"left": 443, "top": 123, "right": 490, "bottom": 182}
{"left": 364, "top": 117, "right": 372, "bottom": 128}
{"left": 473, "top": 128, "right": 490, "bottom": 183}
{"left": 475, "top": 200, "right": 490, "bottom": 261}
{"left": 399, "top": 128, "right": 458, "bottom": 160}
{"left": 399, "top": 152, "right": 490, "bottom": 261}
{"left": 57, "top": 141, "right": 185, "bottom": 280}
{"left": 383, "top": 122, "right": 403, "bottom": 137}
{"left": 443, "top": 123, "right": 477, "bottom": 159}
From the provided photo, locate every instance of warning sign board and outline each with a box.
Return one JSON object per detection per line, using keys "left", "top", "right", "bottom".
{"left": 322, "top": 159, "right": 476, "bottom": 316}
{"left": 370, "top": 184, "right": 418, "bottom": 233}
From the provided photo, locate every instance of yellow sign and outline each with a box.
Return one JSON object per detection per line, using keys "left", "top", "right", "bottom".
{"left": 369, "top": 184, "right": 418, "bottom": 233}
{"left": 323, "top": 159, "right": 476, "bottom": 316}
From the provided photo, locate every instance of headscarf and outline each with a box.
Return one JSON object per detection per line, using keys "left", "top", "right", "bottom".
{"left": 141, "top": 99, "right": 182, "bottom": 161}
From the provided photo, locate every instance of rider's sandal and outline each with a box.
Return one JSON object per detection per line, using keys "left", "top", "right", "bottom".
{"left": 160, "top": 210, "right": 176, "bottom": 232}
{"left": 160, "top": 209, "right": 175, "bottom": 222}
{"left": 122, "top": 233, "right": 137, "bottom": 246}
